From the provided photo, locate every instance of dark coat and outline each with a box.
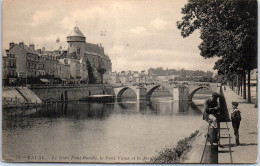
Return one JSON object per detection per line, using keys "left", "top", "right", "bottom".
{"left": 203, "top": 98, "right": 220, "bottom": 121}
{"left": 231, "top": 109, "right": 241, "bottom": 122}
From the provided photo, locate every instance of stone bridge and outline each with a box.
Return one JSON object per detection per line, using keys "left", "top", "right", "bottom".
{"left": 114, "top": 83, "right": 220, "bottom": 101}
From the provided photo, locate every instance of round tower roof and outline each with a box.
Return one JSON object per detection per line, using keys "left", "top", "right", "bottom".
{"left": 68, "top": 26, "right": 85, "bottom": 37}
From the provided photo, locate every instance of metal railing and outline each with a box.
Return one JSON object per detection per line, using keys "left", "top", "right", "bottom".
{"left": 200, "top": 123, "right": 211, "bottom": 163}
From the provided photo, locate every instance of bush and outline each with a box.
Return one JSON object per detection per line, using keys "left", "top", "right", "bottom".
{"left": 150, "top": 130, "right": 199, "bottom": 163}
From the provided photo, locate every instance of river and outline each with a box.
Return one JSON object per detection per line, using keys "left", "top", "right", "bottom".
{"left": 2, "top": 95, "right": 207, "bottom": 163}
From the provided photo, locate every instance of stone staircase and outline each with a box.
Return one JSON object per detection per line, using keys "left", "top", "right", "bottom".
{"left": 15, "top": 87, "right": 29, "bottom": 102}
{"left": 2, "top": 87, "right": 42, "bottom": 107}
{"left": 16, "top": 87, "right": 42, "bottom": 104}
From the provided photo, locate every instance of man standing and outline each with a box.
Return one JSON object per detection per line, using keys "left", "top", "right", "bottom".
{"left": 203, "top": 92, "right": 220, "bottom": 128}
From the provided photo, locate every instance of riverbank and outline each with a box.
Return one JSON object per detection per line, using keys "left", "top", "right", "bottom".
{"left": 30, "top": 84, "right": 114, "bottom": 102}
{"left": 2, "top": 87, "right": 42, "bottom": 108}
{"left": 150, "top": 130, "right": 200, "bottom": 163}
{"left": 150, "top": 121, "right": 209, "bottom": 163}
{"left": 2, "top": 85, "right": 115, "bottom": 108}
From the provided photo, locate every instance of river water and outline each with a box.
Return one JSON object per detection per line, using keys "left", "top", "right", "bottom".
{"left": 2, "top": 96, "right": 207, "bottom": 163}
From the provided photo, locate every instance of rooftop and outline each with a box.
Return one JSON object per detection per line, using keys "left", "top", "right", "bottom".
{"left": 68, "top": 26, "right": 85, "bottom": 37}
{"left": 12, "top": 43, "right": 39, "bottom": 55}
{"left": 84, "top": 42, "right": 110, "bottom": 61}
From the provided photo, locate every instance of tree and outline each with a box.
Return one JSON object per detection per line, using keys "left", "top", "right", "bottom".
{"left": 86, "top": 60, "right": 96, "bottom": 84}
{"left": 177, "top": 0, "right": 257, "bottom": 103}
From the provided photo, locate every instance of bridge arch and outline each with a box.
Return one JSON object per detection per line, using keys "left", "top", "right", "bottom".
{"left": 115, "top": 86, "right": 138, "bottom": 101}
{"left": 146, "top": 84, "right": 173, "bottom": 100}
{"left": 188, "top": 86, "right": 212, "bottom": 101}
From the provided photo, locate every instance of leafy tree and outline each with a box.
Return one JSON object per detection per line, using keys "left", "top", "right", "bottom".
{"left": 177, "top": 0, "right": 257, "bottom": 103}
{"left": 86, "top": 59, "right": 96, "bottom": 84}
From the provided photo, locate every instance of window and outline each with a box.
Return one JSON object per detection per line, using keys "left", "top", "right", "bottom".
{"left": 77, "top": 48, "right": 80, "bottom": 54}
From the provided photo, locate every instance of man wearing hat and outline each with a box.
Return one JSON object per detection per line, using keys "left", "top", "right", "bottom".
{"left": 203, "top": 92, "right": 220, "bottom": 128}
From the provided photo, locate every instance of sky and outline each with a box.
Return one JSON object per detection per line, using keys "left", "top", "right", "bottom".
{"left": 3, "top": 0, "right": 218, "bottom": 72}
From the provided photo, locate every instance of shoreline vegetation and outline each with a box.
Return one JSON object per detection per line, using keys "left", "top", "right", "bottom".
{"left": 150, "top": 130, "right": 199, "bottom": 163}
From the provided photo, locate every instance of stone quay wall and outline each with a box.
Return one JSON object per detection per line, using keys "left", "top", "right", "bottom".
{"left": 30, "top": 84, "right": 115, "bottom": 102}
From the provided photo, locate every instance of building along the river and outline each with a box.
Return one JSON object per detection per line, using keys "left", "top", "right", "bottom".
{"left": 8, "top": 42, "right": 39, "bottom": 78}
{"left": 4, "top": 25, "right": 112, "bottom": 85}
{"left": 2, "top": 50, "right": 17, "bottom": 86}
{"left": 67, "top": 26, "right": 112, "bottom": 84}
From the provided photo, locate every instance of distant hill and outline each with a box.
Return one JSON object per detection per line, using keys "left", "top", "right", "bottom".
{"left": 148, "top": 67, "right": 215, "bottom": 82}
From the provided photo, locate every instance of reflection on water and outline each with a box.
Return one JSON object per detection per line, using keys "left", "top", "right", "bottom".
{"left": 3, "top": 97, "right": 204, "bottom": 162}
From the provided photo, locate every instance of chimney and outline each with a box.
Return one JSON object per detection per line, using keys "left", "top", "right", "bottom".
{"left": 29, "top": 44, "right": 35, "bottom": 50}
{"left": 37, "top": 49, "right": 42, "bottom": 54}
{"left": 9, "top": 42, "right": 15, "bottom": 49}
{"left": 19, "top": 42, "right": 24, "bottom": 48}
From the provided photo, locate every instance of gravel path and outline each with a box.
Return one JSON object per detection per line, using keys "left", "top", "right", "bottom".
{"left": 219, "top": 87, "right": 258, "bottom": 163}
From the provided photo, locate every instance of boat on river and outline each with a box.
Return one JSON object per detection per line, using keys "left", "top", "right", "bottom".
{"left": 84, "top": 95, "right": 115, "bottom": 102}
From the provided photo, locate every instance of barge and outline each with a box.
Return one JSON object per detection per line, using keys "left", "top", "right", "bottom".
{"left": 84, "top": 95, "right": 115, "bottom": 102}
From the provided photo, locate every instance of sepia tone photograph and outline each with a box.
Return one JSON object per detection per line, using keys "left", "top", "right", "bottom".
{"left": 2, "top": 0, "right": 258, "bottom": 164}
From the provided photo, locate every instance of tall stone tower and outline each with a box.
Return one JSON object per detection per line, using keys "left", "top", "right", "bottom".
{"left": 67, "top": 26, "right": 85, "bottom": 59}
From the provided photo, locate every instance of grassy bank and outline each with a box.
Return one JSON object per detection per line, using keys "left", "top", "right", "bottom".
{"left": 150, "top": 130, "right": 199, "bottom": 163}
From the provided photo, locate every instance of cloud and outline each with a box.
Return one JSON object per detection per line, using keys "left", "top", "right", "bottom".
{"left": 107, "top": 45, "right": 216, "bottom": 72}
{"left": 3, "top": 0, "right": 216, "bottom": 72}
{"left": 150, "top": 18, "right": 171, "bottom": 30}
{"left": 131, "top": 49, "right": 198, "bottom": 63}
{"left": 60, "top": 7, "right": 109, "bottom": 30}
{"left": 107, "top": 45, "right": 125, "bottom": 56}
{"left": 129, "top": 26, "right": 151, "bottom": 37}
{"left": 31, "top": 33, "right": 65, "bottom": 43}
{"left": 28, "top": 33, "right": 68, "bottom": 50}
{"left": 31, "top": 9, "right": 54, "bottom": 27}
